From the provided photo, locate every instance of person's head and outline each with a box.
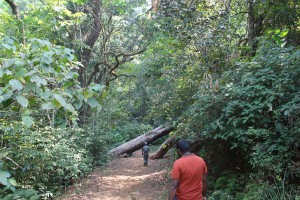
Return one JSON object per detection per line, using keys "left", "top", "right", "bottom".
{"left": 176, "top": 139, "right": 190, "bottom": 156}
{"left": 144, "top": 142, "right": 148, "bottom": 146}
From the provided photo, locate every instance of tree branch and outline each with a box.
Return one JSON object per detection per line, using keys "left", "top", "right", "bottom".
{"left": 86, "top": 61, "right": 111, "bottom": 86}
{"left": 5, "top": 0, "right": 19, "bottom": 18}
{"left": 3, "top": 156, "right": 23, "bottom": 169}
{"left": 86, "top": 63, "right": 100, "bottom": 86}
{"left": 5, "top": 0, "right": 26, "bottom": 45}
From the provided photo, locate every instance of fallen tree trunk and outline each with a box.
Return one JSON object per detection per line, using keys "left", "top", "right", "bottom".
{"left": 109, "top": 126, "right": 174, "bottom": 157}
{"left": 150, "top": 137, "right": 175, "bottom": 159}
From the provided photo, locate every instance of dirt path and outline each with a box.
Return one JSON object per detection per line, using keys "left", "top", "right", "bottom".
{"left": 58, "top": 151, "right": 171, "bottom": 200}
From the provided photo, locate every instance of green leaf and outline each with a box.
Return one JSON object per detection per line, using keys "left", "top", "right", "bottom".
{"left": 41, "top": 55, "right": 53, "bottom": 64}
{"left": 53, "top": 93, "right": 67, "bottom": 106}
{"left": 31, "top": 76, "right": 47, "bottom": 87}
{"left": 0, "top": 171, "right": 10, "bottom": 186}
{"left": 284, "top": 110, "right": 290, "bottom": 116}
{"left": 71, "top": 117, "right": 78, "bottom": 127}
{"left": 97, "top": 104, "right": 102, "bottom": 112}
{"left": 83, "top": 90, "right": 93, "bottom": 99}
{"left": 14, "top": 60, "right": 24, "bottom": 66}
{"left": 23, "top": 110, "right": 31, "bottom": 116}
{"left": 65, "top": 103, "right": 76, "bottom": 113}
{"left": 41, "top": 102, "right": 55, "bottom": 110}
{"left": 23, "top": 82, "right": 35, "bottom": 93}
{"left": 0, "top": 69, "right": 12, "bottom": 78}
{"left": 280, "top": 30, "right": 289, "bottom": 37}
{"left": 88, "top": 84, "right": 105, "bottom": 91}
{"left": 63, "top": 81, "right": 74, "bottom": 87}
{"left": 22, "top": 116, "right": 34, "bottom": 127}
{"left": 65, "top": 72, "right": 77, "bottom": 80}
{"left": 28, "top": 97, "right": 36, "bottom": 106}
{"left": 87, "top": 97, "right": 99, "bottom": 108}
{"left": 39, "top": 91, "right": 51, "bottom": 100}
{"left": 64, "top": 89, "right": 73, "bottom": 98}
{"left": 40, "top": 64, "right": 55, "bottom": 73}
{"left": 9, "top": 79, "right": 23, "bottom": 91}
{"left": 2, "top": 43, "right": 11, "bottom": 50}
{"left": 8, "top": 178, "right": 18, "bottom": 186}
{"left": 16, "top": 68, "right": 28, "bottom": 78}
{"left": 73, "top": 101, "right": 83, "bottom": 109}
{"left": 0, "top": 69, "right": 5, "bottom": 78}
{"left": 0, "top": 91, "right": 13, "bottom": 104}
{"left": 76, "top": 93, "right": 84, "bottom": 101}
{"left": 16, "top": 95, "right": 29, "bottom": 108}
{"left": 5, "top": 37, "right": 14, "bottom": 45}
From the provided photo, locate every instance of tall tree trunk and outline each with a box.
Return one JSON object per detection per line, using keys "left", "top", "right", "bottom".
{"left": 109, "top": 126, "right": 173, "bottom": 156}
{"left": 78, "top": 0, "right": 102, "bottom": 87}
{"left": 247, "top": 0, "right": 255, "bottom": 56}
{"left": 152, "top": 0, "right": 159, "bottom": 11}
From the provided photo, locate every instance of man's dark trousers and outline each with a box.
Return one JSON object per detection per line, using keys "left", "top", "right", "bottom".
{"left": 143, "top": 153, "right": 148, "bottom": 166}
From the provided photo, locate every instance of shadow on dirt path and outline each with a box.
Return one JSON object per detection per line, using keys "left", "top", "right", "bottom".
{"left": 58, "top": 151, "right": 171, "bottom": 200}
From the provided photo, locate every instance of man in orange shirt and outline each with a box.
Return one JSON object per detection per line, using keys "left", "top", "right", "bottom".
{"left": 168, "top": 139, "right": 208, "bottom": 200}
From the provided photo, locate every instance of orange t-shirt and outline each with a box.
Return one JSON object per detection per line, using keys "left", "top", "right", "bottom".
{"left": 171, "top": 154, "right": 207, "bottom": 200}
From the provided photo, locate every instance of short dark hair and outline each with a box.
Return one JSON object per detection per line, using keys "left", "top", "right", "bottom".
{"left": 176, "top": 139, "right": 190, "bottom": 152}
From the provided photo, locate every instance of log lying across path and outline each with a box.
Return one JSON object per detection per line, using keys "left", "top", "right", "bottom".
{"left": 109, "top": 126, "right": 174, "bottom": 157}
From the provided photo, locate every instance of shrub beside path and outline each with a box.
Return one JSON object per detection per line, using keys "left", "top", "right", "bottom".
{"left": 58, "top": 151, "right": 171, "bottom": 200}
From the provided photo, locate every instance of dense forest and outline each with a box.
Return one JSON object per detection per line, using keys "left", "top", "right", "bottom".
{"left": 0, "top": 0, "right": 299, "bottom": 199}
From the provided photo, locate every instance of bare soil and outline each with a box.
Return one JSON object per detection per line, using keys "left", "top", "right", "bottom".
{"left": 58, "top": 151, "right": 172, "bottom": 200}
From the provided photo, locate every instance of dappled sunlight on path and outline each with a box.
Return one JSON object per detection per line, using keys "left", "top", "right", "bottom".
{"left": 59, "top": 151, "right": 170, "bottom": 200}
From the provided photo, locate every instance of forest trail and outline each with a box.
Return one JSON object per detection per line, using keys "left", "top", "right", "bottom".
{"left": 59, "top": 151, "right": 171, "bottom": 200}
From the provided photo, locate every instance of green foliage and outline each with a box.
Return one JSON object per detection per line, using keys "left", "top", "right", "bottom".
{"left": 260, "top": 183, "right": 300, "bottom": 200}
{"left": 88, "top": 106, "right": 153, "bottom": 149}
{"left": 209, "top": 173, "right": 300, "bottom": 199}
{"left": 0, "top": 37, "right": 102, "bottom": 127}
{"left": 0, "top": 1, "right": 86, "bottom": 45}
{"left": 209, "top": 190, "right": 233, "bottom": 200}
{"left": 111, "top": 123, "right": 153, "bottom": 145}
{"left": 1, "top": 188, "right": 40, "bottom": 200}
{"left": 254, "top": 0, "right": 300, "bottom": 32}
{"left": 214, "top": 173, "right": 242, "bottom": 193}
{"left": 183, "top": 39, "right": 300, "bottom": 180}
{"left": 234, "top": 179, "right": 300, "bottom": 200}
{"left": 70, "top": 0, "right": 87, "bottom": 4}
{"left": 207, "top": 171, "right": 244, "bottom": 199}
{"left": 0, "top": 124, "right": 106, "bottom": 198}
{"left": 267, "top": 29, "right": 289, "bottom": 46}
